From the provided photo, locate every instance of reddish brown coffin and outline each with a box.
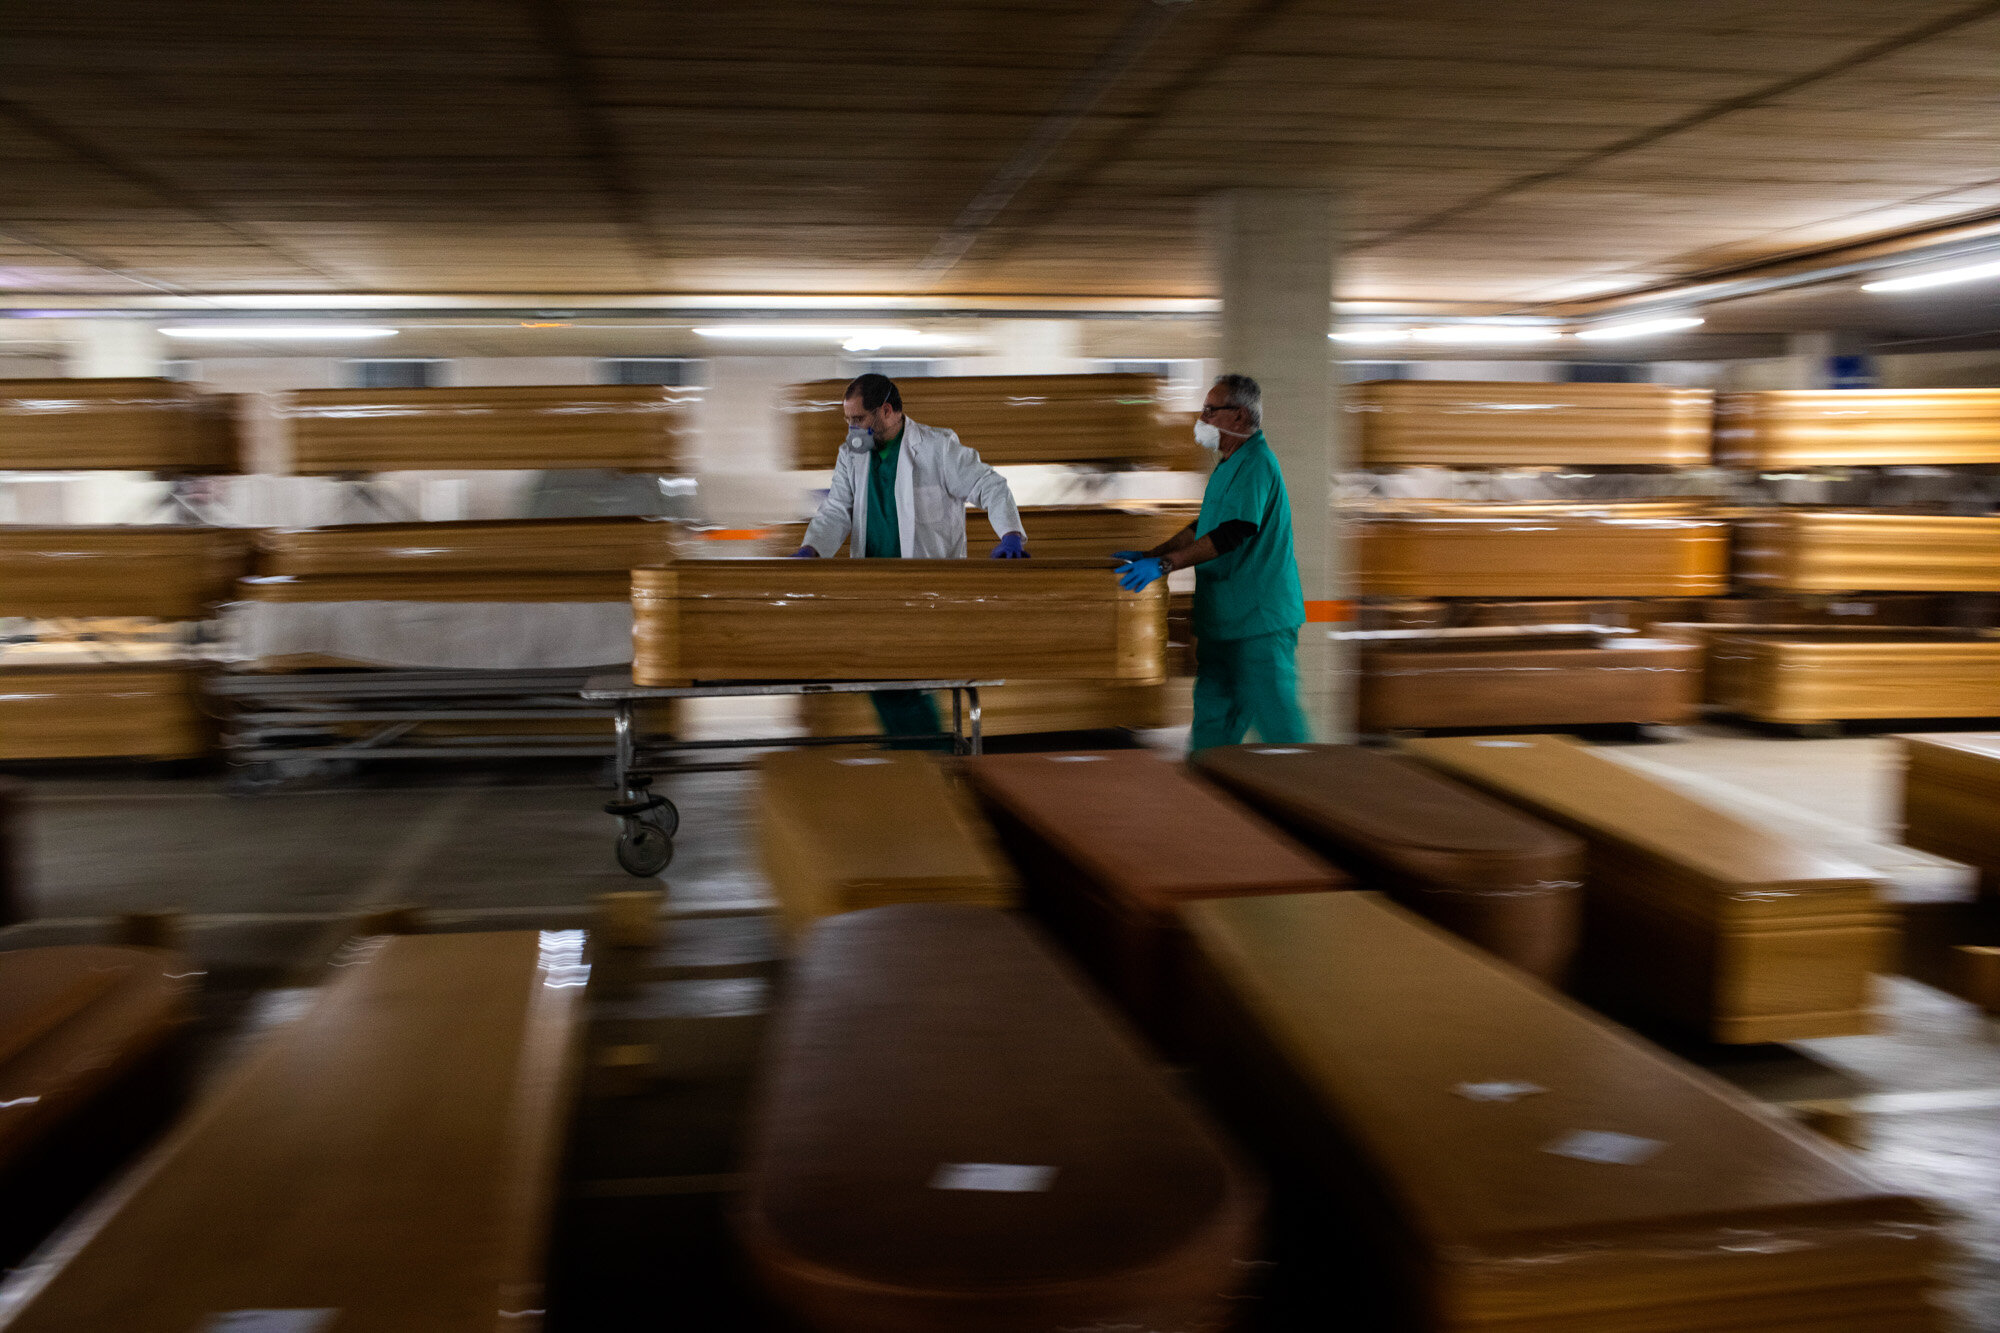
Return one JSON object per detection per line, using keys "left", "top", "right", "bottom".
{"left": 964, "top": 749, "right": 1343, "bottom": 1036}
{"left": 1191, "top": 744, "right": 1583, "bottom": 982}
{"left": 1358, "top": 637, "right": 1700, "bottom": 732}
{"left": 736, "top": 904, "right": 1261, "bottom": 1333}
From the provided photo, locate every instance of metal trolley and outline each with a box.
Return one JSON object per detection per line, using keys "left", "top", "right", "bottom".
{"left": 580, "top": 674, "right": 1001, "bottom": 876}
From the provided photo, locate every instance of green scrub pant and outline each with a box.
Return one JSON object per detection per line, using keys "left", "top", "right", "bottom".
{"left": 1190, "top": 627, "right": 1310, "bottom": 754}
{"left": 872, "top": 689, "right": 942, "bottom": 749}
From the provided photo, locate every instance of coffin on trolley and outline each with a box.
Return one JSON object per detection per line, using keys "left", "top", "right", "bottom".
{"left": 1359, "top": 513, "right": 1730, "bottom": 599}
{"left": 1735, "top": 511, "right": 2000, "bottom": 593}
{"left": 1348, "top": 380, "right": 1715, "bottom": 467}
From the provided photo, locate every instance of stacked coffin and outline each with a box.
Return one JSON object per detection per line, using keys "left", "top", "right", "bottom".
{"left": 757, "top": 750, "right": 1017, "bottom": 936}
{"left": 1359, "top": 512, "right": 1730, "bottom": 600}
{"left": 1403, "top": 734, "right": 1891, "bottom": 1043}
{"left": 631, "top": 558, "right": 1165, "bottom": 687}
{"left": 271, "top": 384, "right": 696, "bottom": 473}
{"left": 1190, "top": 743, "right": 1584, "bottom": 982}
{"left": 1348, "top": 380, "right": 1716, "bottom": 468}
{"left": 0, "top": 378, "right": 236, "bottom": 473}
{"left": 1356, "top": 629, "right": 1702, "bottom": 733}
{"left": 1735, "top": 511, "right": 2000, "bottom": 593}
{"left": 737, "top": 905, "right": 1261, "bottom": 1333}
{"left": 1717, "top": 389, "right": 2000, "bottom": 468}
{"left": 235, "top": 517, "right": 674, "bottom": 670}
{"left": 1705, "top": 628, "right": 2000, "bottom": 727}
{"left": 0, "top": 665, "right": 210, "bottom": 761}
{"left": 785, "top": 374, "right": 1190, "bottom": 469}
{"left": 964, "top": 749, "right": 1343, "bottom": 1042}
{"left": 1902, "top": 734, "right": 2000, "bottom": 895}
{"left": 797, "top": 680, "right": 1184, "bottom": 738}
{"left": 1182, "top": 891, "right": 1941, "bottom": 1332}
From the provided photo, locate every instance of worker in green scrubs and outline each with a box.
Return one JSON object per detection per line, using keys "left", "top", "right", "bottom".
{"left": 1112, "top": 373, "right": 1308, "bottom": 753}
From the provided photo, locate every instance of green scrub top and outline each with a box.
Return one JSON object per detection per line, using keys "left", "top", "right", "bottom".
{"left": 1192, "top": 431, "right": 1305, "bottom": 641}
{"left": 863, "top": 428, "right": 904, "bottom": 559}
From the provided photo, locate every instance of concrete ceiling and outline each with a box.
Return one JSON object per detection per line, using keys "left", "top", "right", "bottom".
{"left": 4, "top": 0, "right": 2000, "bottom": 335}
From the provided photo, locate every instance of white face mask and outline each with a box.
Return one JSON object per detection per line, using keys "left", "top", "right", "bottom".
{"left": 1193, "top": 420, "right": 1222, "bottom": 451}
{"left": 843, "top": 425, "right": 874, "bottom": 452}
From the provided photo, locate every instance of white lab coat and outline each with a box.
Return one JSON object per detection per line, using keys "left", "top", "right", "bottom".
{"left": 802, "top": 418, "right": 1025, "bottom": 558}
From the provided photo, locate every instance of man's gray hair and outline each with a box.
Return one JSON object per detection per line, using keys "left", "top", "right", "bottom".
{"left": 1212, "top": 372, "right": 1262, "bottom": 425}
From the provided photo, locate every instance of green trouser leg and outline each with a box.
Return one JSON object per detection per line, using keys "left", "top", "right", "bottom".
{"left": 1190, "top": 627, "right": 1310, "bottom": 754}
{"left": 871, "top": 689, "right": 943, "bottom": 750}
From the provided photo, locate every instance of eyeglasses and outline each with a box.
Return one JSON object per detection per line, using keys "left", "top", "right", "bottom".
{"left": 1199, "top": 404, "right": 1232, "bottom": 417}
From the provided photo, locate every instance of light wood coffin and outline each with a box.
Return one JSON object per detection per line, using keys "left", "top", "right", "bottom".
{"left": 1359, "top": 514, "right": 1730, "bottom": 598}
{"left": 758, "top": 750, "right": 1017, "bottom": 936}
{"left": 1735, "top": 511, "right": 2000, "bottom": 593}
{"left": 254, "top": 516, "right": 677, "bottom": 577}
{"left": 1348, "top": 380, "right": 1715, "bottom": 468}
{"left": 0, "top": 931, "right": 584, "bottom": 1333}
{"left": 1717, "top": 389, "right": 2000, "bottom": 468}
{"left": 1403, "top": 734, "right": 1890, "bottom": 1043}
{"left": 0, "top": 527, "right": 251, "bottom": 619}
{"left": 0, "top": 666, "right": 208, "bottom": 761}
{"left": 798, "top": 680, "right": 1186, "bottom": 737}
{"left": 276, "top": 384, "right": 695, "bottom": 473}
{"left": 631, "top": 558, "right": 1165, "bottom": 687}
{"left": 1707, "top": 630, "right": 2000, "bottom": 724}
{"left": 0, "top": 379, "right": 235, "bottom": 474}
{"left": 1357, "top": 637, "right": 1701, "bottom": 732}
{"left": 1902, "top": 734, "right": 2000, "bottom": 895}
{"left": 239, "top": 572, "right": 631, "bottom": 602}
{"left": 786, "top": 374, "right": 1187, "bottom": 469}
{"left": 736, "top": 904, "right": 1261, "bottom": 1333}
{"left": 1182, "top": 892, "right": 1942, "bottom": 1333}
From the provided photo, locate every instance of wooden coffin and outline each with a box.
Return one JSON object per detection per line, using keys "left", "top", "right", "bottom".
{"left": 758, "top": 750, "right": 1017, "bottom": 936}
{"left": 0, "top": 666, "right": 208, "bottom": 761}
{"left": 964, "top": 749, "right": 1343, "bottom": 1038}
{"left": 1348, "top": 380, "right": 1715, "bottom": 468}
{"left": 798, "top": 681, "right": 1185, "bottom": 738}
{"left": 0, "top": 931, "right": 584, "bottom": 1333}
{"left": 0, "top": 379, "right": 235, "bottom": 474}
{"left": 277, "top": 384, "right": 695, "bottom": 474}
{"left": 1191, "top": 744, "right": 1583, "bottom": 982}
{"left": 239, "top": 572, "right": 631, "bottom": 602}
{"left": 1707, "top": 630, "right": 2000, "bottom": 725}
{"left": 1735, "top": 511, "right": 2000, "bottom": 593}
{"left": 786, "top": 374, "right": 1186, "bottom": 469}
{"left": 1359, "top": 514, "right": 1730, "bottom": 598}
{"left": 1717, "top": 389, "right": 2000, "bottom": 468}
{"left": 0, "top": 527, "right": 251, "bottom": 619}
{"left": 630, "top": 559, "right": 1165, "bottom": 687}
{"left": 969, "top": 504, "right": 1197, "bottom": 559}
{"left": 1358, "top": 637, "right": 1700, "bottom": 732}
{"left": 253, "top": 516, "right": 676, "bottom": 577}
{"left": 1902, "top": 734, "right": 2000, "bottom": 895}
{"left": 1449, "top": 599, "right": 1636, "bottom": 629}
{"left": 1182, "top": 892, "right": 1942, "bottom": 1332}
{"left": 1357, "top": 599, "right": 1450, "bottom": 631}
{"left": 1402, "top": 734, "right": 1890, "bottom": 1043}
{"left": 1705, "top": 593, "right": 1954, "bottom": 626}
{"left": 737, "top": 904, "right": 1261, "bottom": 1333}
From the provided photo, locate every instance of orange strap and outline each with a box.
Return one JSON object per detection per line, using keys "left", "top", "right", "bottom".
{"left": 1304, "top": 599, "right": 1355, "bottom": 624}
{"left": 701, "top": 529, "right": 771, "bottom": 541}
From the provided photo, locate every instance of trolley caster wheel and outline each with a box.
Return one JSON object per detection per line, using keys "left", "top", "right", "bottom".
{"left": 651, "top": 797, "right": 681, "bottom": 840}
{"left": 616, "top": 819, "right": 674, "bottom": 877}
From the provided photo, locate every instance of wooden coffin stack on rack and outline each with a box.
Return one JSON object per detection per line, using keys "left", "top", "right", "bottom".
{"left": 758, "top": 750, "right": 1017, "bottom": 936}
{"left": 272, "top": 384, "right": 695, "bottom": 473}
{"left": 1902, "top": 734, "right": 2000, "bottom": 894}
{"left": 1360, "top": 512, "right": 1730, "bottom": 599}
{"left": 0, "top": 665, "right": 210, "bottom": 761}
{"left": 785, "top": 374, "right": 1189, "bottom": 469}
{"left": 1356, "top": 629, "right": 1701, "bottom": 733}
{"left": 1182, "top": 892, "right": 1941, "bottom": 1332}
{"left": 631, "top": 558, "right": 1165, "bottom": 687}
{"left": 1706, "top": 628, "right": 2000, "bottom": 726}
{"left": 1348, "top": 380, "right": 1716, "bottom": 467}
{"left": 1704, "top": 592, "right": 1956, "bottom": 625}
{"left": 0, "top": 378, "right": 236, "bottom": 473}
{"left": 0, "top": 526, "right": 251, "bottom": 619}
{"left": 1736, "top": 511, "right": 2000, "bottom": 593}
{"left": 1404, "top": 734, "right": 1891, "bottom": 1043}
{"left": 1717, "top": 389, "right": 2000, "bottom": 468}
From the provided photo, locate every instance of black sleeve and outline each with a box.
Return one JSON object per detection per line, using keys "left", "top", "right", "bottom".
{"left": 1207, "top": 519, "right": 1259, "bottom": 554}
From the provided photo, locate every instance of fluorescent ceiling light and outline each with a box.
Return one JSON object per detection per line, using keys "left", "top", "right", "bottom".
{"left": 1862, "top": 258, "right": 2000, "bottom": 292}
{"left": 692, "top": 324, "right": 968, "bottom": 353}
{"left": 1330, "top": 327, "right": 1410, "bottom": 344}
{"left": 1575, "top": 316, "right": 1704, "bottom": 341}
{"left": 160, "top": 324, "right": 398, "bottom": 340}
{"left": 1410, "top": 325, "right": 1563, "bottom": 344}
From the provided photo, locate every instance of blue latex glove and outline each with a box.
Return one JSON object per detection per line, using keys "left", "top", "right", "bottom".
{"left": 990, "top": 531, "right": 1028, "bottom": 559}
{"left": 1111, "top": 549, "right": 1146, "bottom": 562}
{"left": 1116, "top": 556, "right": 1167, "bottom": 592}
{"left": 790, "top": 546, "right": 819, "bottom": 558}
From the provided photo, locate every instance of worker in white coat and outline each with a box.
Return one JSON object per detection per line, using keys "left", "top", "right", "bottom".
{"left": 795, "top": 372, "right": 1030, "bottom": 737}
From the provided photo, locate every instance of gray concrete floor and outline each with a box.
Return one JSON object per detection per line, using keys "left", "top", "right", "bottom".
{"left": 6, "top": 728, "right": 2000, "bottom": 1329}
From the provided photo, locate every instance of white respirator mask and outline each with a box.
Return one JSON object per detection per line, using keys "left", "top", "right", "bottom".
{"left": 1193, "top": 420, "right": 1223, "bottom": 451}
{"left": 843, "top": 425, "right": 875, "bottom": 452}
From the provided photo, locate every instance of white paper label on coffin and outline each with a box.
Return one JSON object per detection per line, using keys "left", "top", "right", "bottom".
{"left": 929, "top": 1163, "right": 1059, "bottom": 1193}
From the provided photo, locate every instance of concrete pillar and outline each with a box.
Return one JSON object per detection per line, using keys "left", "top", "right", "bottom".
{"left": 979, "top": 319, "right": 1082, "bottom": 375}
{"left": 1211, "top": 188, "right": 1347, "bottom": 739}
{"left": 62, "top": 320, "right": 164, "bottom": 378}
